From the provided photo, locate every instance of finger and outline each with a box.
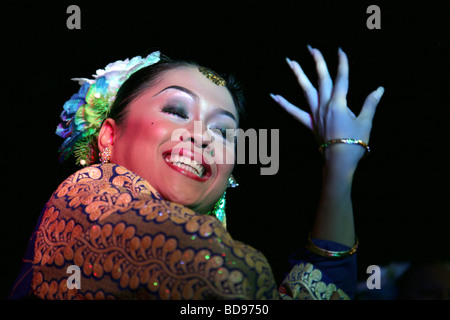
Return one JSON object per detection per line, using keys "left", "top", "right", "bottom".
{"left": 286, "top": 58, "right": 319, "bottom": 112}
{"left": 358, "top": 87, "right": 385, "bottom": 123}
{"left": 308, "top": 46, "right": 333, "bottom": 108}
{"left": 270, "top": 93, "right": 314, "bottom": 130}
{"left": 331, "top": 48, "right": 349, "bottom": 107}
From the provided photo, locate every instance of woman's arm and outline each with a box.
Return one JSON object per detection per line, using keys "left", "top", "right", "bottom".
{"left": 272, "top": 46, "right": 384, "bottom": 247}
{"left": 313, "top": 144, "right": 360, "bottom": 247}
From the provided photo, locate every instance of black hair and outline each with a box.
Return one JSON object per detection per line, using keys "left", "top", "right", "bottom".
{"left": 108, "top": 54, "right": 246, "bottom": 129}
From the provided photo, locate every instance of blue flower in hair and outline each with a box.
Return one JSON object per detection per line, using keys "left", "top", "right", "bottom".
{"left": 56, "top": 51, "right": 161, "bottom": 166}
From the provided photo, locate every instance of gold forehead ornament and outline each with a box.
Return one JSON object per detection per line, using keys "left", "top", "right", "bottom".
{"left": 198, "top": 66, "right": 226, "bottom": 86}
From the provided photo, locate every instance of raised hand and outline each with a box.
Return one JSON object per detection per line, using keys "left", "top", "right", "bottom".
{"left": 271, "top": 46, "right": 384, "bottom": 165}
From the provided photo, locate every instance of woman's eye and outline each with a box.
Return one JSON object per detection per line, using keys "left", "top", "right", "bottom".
{"left": 161, "top": 106, "right": 188, "bottom": 119}
{"left": 210, "top": 127, "right": 234, "bottom": 142}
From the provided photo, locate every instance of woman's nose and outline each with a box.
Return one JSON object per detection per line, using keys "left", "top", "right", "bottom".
{"left": 184, "top": 120, "right": 212, "bottom": 149}
{"left": 185, "top": 136, "right": 209, "bottom": 149}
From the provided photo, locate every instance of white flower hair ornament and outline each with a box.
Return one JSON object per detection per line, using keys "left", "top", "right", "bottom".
{"left": 56, "top": 51, "right": 161, "bottom": 166}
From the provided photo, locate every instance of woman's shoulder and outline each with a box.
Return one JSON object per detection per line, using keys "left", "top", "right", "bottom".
{"left": 54, "top": 163, "right": 161, "bottom": 200}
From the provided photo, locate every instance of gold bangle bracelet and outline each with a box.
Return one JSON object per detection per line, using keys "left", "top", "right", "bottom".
{"left": 319, "top": 138, "right": 370, "bottom": 154}
{"left": 306, "top": 234, "right": 359, "bottom": 259}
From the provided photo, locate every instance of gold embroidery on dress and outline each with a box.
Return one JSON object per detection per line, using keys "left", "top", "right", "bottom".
{"left": 280, "top": 262, "right": 349, "bottom": 300}
{"left": 32, "top": 163, "right": 279, "bottom": 300}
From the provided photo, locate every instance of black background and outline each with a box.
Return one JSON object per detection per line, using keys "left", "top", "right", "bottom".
{"left": 1, "top": 0, "right": 449, "bottom": 299}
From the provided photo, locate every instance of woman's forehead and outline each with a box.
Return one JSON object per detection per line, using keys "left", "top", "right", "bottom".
{"left": 153, "top": 66, "right": 237, "bottom": 114}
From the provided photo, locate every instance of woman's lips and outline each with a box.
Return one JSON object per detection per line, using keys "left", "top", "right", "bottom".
{"left": 162, "top": 149, "right": 212, "bottom": 182}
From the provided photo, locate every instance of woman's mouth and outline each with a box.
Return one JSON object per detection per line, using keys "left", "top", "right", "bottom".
{"left": 163, "top": 150, "right": 211, "bottom": 181}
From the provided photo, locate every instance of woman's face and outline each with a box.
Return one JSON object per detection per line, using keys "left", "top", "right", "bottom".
{"left": 108, "top": 66, "right": 238, "bottom": 214}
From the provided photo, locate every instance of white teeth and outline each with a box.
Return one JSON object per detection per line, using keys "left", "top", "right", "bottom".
{"left": 165, "top": 155, "right": 205, "bottom": 177}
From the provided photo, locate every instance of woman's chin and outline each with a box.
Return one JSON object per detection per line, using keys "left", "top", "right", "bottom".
{"left": 159, "top": 187, "right": 199, "bottom": 207}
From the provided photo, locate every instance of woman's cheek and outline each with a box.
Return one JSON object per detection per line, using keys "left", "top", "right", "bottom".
{"left": 114, "top": 119, "right": 172, "bottom": 162}
{"left": 141, "top": 119, "right": 180, "bottom": 142}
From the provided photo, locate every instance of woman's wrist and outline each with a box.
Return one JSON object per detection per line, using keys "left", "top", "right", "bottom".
{"left": 322, "top": 143, "right": 365, "bottom": 173}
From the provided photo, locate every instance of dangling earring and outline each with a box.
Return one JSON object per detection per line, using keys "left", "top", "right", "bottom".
{"left": 207, "top": 175, "right": 238, "bottom": 228}
{"left": 99, "top": 147, "right": 111, "bottom": 164}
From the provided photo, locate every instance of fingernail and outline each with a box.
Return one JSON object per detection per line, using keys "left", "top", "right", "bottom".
{"left": 375, "top": 86, "right": 385, "bottom": 99}
{"left": 307, "top": 45, "right": 314, "bottom": 54}
{"left": 270, "top": 93, "right": 279, "bottom": 102}
{"left": 285, "top": 57, "right": 292, "bottom": 66}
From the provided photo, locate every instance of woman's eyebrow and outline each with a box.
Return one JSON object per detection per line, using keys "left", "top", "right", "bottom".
{"left": 153, "top": 85, "right": 198, "bottom": 100}
{"left": 216, "top": 108, "right": 237, "bottom": 123}
{"left": 154, "top": 85, "right": 237, "bottom": 122}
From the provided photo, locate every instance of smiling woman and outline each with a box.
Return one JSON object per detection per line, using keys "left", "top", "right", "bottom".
{"left": 102, "top": 66, "right": 238, "bottom": 216}
{"left": 8, "top": 47, "right": 382, "bottom": 300}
